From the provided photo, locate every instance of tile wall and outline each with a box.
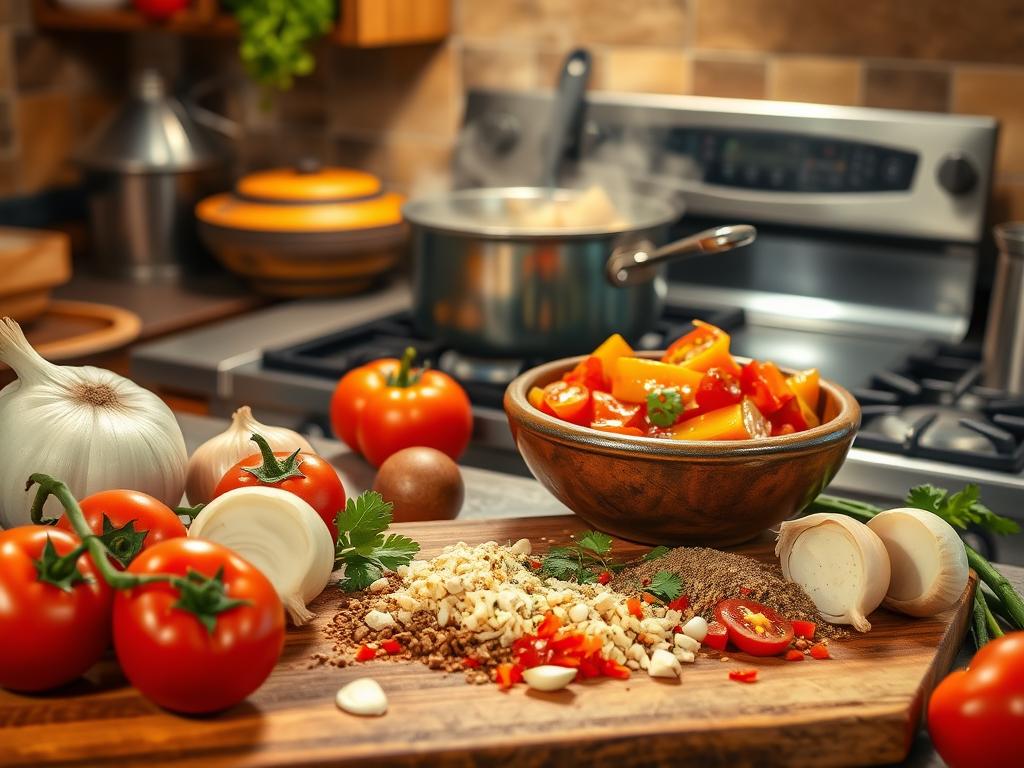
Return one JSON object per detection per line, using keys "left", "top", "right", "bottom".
{"left": 4, "top": 0, "right": 1024, "bottom": 223}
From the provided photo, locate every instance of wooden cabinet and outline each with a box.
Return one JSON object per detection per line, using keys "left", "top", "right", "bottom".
{"left": 32, "top": 0, "right": 450, "bottom": 46}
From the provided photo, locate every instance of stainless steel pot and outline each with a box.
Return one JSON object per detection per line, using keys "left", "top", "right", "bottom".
{"left": 403, "top": 186, "right": 755, "bottom": 357}
{"left": 983, "top": 222, "right": 1024, "bottom": 393}
{"left": 78, "top": 69, "right": 227, "bottom": 283}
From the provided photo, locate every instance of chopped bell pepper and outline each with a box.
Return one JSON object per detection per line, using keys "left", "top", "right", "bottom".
{"left": 627, "top": 597, "right": 644, "bottom": 619}
{"left": 662, "top": 320, "right": 742, "bottom": 376}
{"left": 563, "top": 355, "right": 608, "bottom": 391}
{"left": 728, "top": 668, "right": 759, "bottom": 683}
{"left": 740, "top": 361, "right": 794, "bottom": 416}
{"left": 784, "top": 650, "right": 805, "bottom": 662}
{"left": 809, "top": 643, "right": 831, "bottom": 660}
{"left": 769, "top": 395, "right": 820, "bottom": 435}
{"left": 611, "top": 357, "right": 703, "bottom": 404}
{"left": 786, "top": 368, "right": 821, "bottom": 412}
{"left": 496, "top": 662, "right": 524, "bottom": 689}
{"left": 703, "top": 621, "right": 729, "bottom": 651}
{"left": 591, "top": 333, "right": 635, "bottom": 381}
{"left": 591, "top": 390, "right": 643, "bottom": 429}
{"left": 591, "top": 423, "right": 645, "bottom": 436}
{"left": 695, "top": 367, "right": 743, "bottom": 411}
{"left": 791, "top": 620, "right": 816, "bottom": 640}
{"left": 528, "top": 386, "right": 547, "bottom": 411}
{"left": 669, "top": 399, "right": 770, "bottom": 441}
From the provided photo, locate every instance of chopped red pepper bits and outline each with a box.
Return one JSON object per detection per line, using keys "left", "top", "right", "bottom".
{"left": 509, "top": 611, "right": 630, "bottom": 684}
{"left": 528, "top": 559, "right": 542, "bottom": 570}
{"left": 672, "top": 625, "right": 683, "bottom": 634}
{"left": 496, "top": 662, "right": 524, "bottom": 690}
{"left": 598, "top": 571, "right": 612, "bottom": 585}
{"left": 462, "top": 656, "right": 481, "bottom": 669}
{"left": 641, "top": 592, "right": 657, "bottom": 604}
{"left": 703, "top": 621, "right": 729, "bottom": 652}
{"left": 667, "top": 596, "right": 690, "bottom": 612}
{"left": 784, "top": 649, "right": 805, "bottom": 662}
{"left": 739, "top": 586, "right": 752, "bottom": 597}
{"left": 729, "top": 668, "right": 759, "bottom": 683}
{"left": 641, "top": 577, "right": 651, "bottom": 587}
{"left": 809, "top": 643, "right": 831, "bottom": 660}
{"left": 626, "top": 597, "right": 644, "bottom": 619}
{"left": 355, "top": 644, "right": 377, "bottom": 662}
{"left": 791, "top": 620, "right": 816, "bottom": 640}
{"left": 381, "top": 638, "right": 403, "bottom": 655}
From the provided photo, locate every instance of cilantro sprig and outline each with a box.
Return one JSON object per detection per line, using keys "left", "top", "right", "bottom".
{"left": 539, "top": 530, "right": 615, "bottom": 584}
{"left": 645, "top": 571, "right": 683, "bottom": 603}
{"left": 905, "top": 484, "right": 1020, "bottom": 535}
{"left": 646, "top": 388, "right": 684, "bottom": 428}
{"left": 334, "top": 491, "right": 420, "bottom": 591}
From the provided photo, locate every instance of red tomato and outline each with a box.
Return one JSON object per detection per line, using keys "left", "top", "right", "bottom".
{"left": 56, "top": 489, "right": 186, "bottom": 568}
{"left": 133, "top": 0, "right": 189, "bottom": 20}
{"left": 695, "top": 367, "right": 743, "bottom": 411}
{"left": 542, "top": 380, "right": 591, "bottom": 424}
{"left": 928, "top": 631, "right": 1024, "bottom": 768}
{"left": 357, "top": 367, "right": 473, "bottom": 468}
{"left": 703, "top": 621, "right": 729, "bottom": 651}
{"left": 0, "top": 527, "right": 113, "bottom": 692}
{"left": 214, "top": 439, "right": 345, "bottom": 541}
{"left": 715, "top": 598, "right": 794, "bottom": 657}
{"left": 329, "top": 358, "right": 401, "bottom": 452}
{"left": 113, "top": 538, "right": 285, "bottom": 714}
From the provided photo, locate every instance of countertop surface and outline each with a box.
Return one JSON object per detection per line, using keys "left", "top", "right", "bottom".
{"left": 176, "top": 411, "right": 1021, "bottom": 768}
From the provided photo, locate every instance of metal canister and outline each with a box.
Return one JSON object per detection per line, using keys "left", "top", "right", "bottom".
{"left": 983, "top": 223, "right": 1024, "bottom": 392}
{"left": 77, "top": 69, "right": 227, "bottom": 282}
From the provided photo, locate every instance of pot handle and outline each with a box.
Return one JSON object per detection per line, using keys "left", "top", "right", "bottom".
{"left": 605, "top": 224, "right": 757, "bottom": 287}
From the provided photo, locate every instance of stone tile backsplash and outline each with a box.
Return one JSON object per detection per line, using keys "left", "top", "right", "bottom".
{"left": 2, "top": 0, "right": 1024, "bottom": 221}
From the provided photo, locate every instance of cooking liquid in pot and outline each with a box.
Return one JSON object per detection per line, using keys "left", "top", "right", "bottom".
{"left": 504, "top": 185, "right": 627, "bottom": 229}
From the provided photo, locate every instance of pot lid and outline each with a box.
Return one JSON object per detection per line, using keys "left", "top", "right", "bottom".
{"left": 78, "top": 69, "right": 223, "bottom": 173}
{"left": 196, "top": 161, "right": 403, "bottom": 233}
{"left": 236, "top": 159, "right": 382, "bottom": 203}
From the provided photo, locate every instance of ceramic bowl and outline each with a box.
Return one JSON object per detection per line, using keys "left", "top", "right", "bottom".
{"left": 504, "top": 354, "right": 860, "bottom": 547}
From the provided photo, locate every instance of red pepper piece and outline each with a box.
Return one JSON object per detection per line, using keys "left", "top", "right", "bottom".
{"left": 381, "top": 638, "right": 402, "bottom": 655}
{"left": 784, "top": 649, "right": 805, "bottom": 662}
{"left": 495, "top": 662, "right": 524, "bottom": 689}
{"left": 627, "top": 597, "right": 644, "bottom": 619}
{"left": 791, "top": 620, "right": 816, "bottom": 640}
{"left": 536, "top": 611, "right": 562, "bottom": 639}
{"left": 703, "top": 621, "right": 729, "bottom": 652}
{"left": 601, "top": 659, "right": 632, "bottom": 680}
{"left": 672, "top": 625, "right": 683, "bottom": 634}
{"left": 729, "top": 668, "right": 759, "bottom": 683}
{"left": 355, "top": 644, "right": 377, "bottom": 662}
{"left": 598, "top": 571, "right": 612, "bottom": 585}
{"left": 642, "top": 592, "right": 657, "bottom": 604}
{"left": 667, "top": 596, "right": 689, "bottom": 612}
{"left": 809, "top": 643, "right": 831, "bottom": 660}
{"left": 463, "top": 656, "right": 481, "bottom": 669}
{"left": 563, "top": 355, "right": 608, "bottom": 392}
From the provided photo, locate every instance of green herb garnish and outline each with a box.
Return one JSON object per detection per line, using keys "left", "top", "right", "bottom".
{"left": 334, "top": 491, "right": 420, "bottom": 591}
{"left": 646, "top": 570, "right": 683, "bottom": 603}
{"left": 540, "top": 530, "right": 615, "bottom": 584}
{"left": 646, "top": 388, "right": 684, "bottom": 428}
{"left": 905, "top": 484, "right": 1020, "bottom": 535}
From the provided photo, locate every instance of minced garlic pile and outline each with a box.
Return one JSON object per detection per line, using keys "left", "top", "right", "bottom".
{"left": 329, "top": 539, "right": 700, "bottom": 676}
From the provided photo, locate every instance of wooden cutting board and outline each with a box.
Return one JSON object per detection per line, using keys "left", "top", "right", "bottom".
{"left": 0, "top": 515, "right": 974, "bottom": 768}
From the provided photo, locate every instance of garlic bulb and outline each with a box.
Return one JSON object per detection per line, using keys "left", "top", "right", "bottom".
{"left": 867, "top": 507, "right": 970, "bottom": 617}
{"left": 0, "top": 318, "right": 187, "bottom": 527}
{"left": 776, "top": 513, "right": 891, "bottom": 632}
{"left": 185, "top": 406, "right": 313, "bottom": 505}
{"left": 188, "top": 486, "right": 334, "bottom": 625}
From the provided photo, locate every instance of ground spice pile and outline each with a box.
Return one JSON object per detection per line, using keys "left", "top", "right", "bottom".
{"left": 612, "top": 546, "right": 845, "bottom": 639}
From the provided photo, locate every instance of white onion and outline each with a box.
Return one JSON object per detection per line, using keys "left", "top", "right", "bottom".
{"left": 0, "top": 317, "right": 187, "bottom": 527}
{"left": 188, "top": 486, "right": 334, "bottom": 625}
{"left": 776, "top": 513, "right": 891, "bottom": 632}
{"left": 185, "top": 406, "right": 313, "bottom": 505}
{"left": 867, "top": 507, "right": 970, "bottom": 617}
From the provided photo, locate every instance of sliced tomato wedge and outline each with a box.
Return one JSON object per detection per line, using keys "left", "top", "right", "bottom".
{"left": 739, "top": 361, "right": 793, "bottom": 416}
{"left": 563, "top": 355, "right": 608, "bottom": 392}
{"left": 715, "top": 598, "right": 794, "bottom": 657}
{"left": 661, "top": 321, "right": 741, "bottom": 375}
{"left": 695, "top": 367, "right": 743, "bottom": 411}
{"left": 542, "top": 380, "right": 591, "bottom": 423}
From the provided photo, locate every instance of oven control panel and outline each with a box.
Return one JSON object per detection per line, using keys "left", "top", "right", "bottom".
{"left": 455, "top": 90, "right": 997, "bottom": 243}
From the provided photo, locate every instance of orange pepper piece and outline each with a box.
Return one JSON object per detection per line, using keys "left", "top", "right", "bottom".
{"left": 662, "top": 320, "right": 742, "bottom": 376}
{"left": 669, "top": 399, "right": 770, "bottom": 441}
{"left": 611, "top": 357, "right": 703, "bottom": 404}
{"left": 591, "top": 333, "right": 635, "bottom": 381}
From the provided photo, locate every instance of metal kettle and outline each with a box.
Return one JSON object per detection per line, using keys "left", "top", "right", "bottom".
{"left": 78, "top": 69, "right": 228, "bottom": 283}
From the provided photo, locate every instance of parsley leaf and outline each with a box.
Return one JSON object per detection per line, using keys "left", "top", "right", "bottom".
{"left": 643, "top": 545, "right": 671, "bottom": 562}
{"left": 334, "top": 491, "right": 421, "bottom": 591}
{"left": 646, "top": 388, "right": 684, "bottom": 428}
{"left": 905, "top": 484, "right": 1020, "bottom": 536}
{"left": 539, "top": 531, "right": 616, "bottom": 583}
{"left": 577, "top": 530, "right": 613, "bottom": 556}
{"left": 646, "top": 570, "right": 683, "bottom": 603}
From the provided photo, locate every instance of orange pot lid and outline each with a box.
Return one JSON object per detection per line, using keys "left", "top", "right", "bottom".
{"left": 197, "top": 161, "right": 404, "bottom": 233}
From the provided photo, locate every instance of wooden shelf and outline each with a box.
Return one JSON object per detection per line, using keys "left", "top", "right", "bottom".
{"left": 32, "top": 0, "right": 449, "bottom": 46}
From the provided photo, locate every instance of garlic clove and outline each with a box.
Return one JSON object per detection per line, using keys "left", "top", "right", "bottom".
{"left": 675, "top": 633, "right": 701, "bottom": 654}
{"left": 867, "top": 508, "right": 970, "bottom": 617}
{"left": 648, "top": 649, "right": 682, "bottom": 679}
{"left": 336, "top": 678, "right": 388, "bottom": 716}
{"left": 185, "top": 406, "right": 314, "bottom": 506}
{"left": 522, "top": 665, "right": 577, "bottom": 692}
{"left": 681, "top": 616, "right": 708, "bottom": 643}
{"left": 776, "top": 513, "right": 891, "bottom": 632}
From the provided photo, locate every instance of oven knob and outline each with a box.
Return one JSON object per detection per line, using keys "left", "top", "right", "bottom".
{"left": 937, "top": 152, "right": 978, "bottom": 196}
{"left": 477, "top": 112, "right": 521, "bottom": 157}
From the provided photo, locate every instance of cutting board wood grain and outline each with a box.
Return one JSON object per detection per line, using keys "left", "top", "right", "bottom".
{"left": 0, "top": 515, "right": 974, "bottom": 768}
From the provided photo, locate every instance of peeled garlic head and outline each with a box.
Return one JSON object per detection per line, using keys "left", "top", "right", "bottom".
{"left": 185, "top": 406, "right": 313, "bottom": 505}
{"left": 867, "top": 507, "right": 969, "bottom": 617}
{"left": 776, "top": 513, "right": 891, "bottom": 632}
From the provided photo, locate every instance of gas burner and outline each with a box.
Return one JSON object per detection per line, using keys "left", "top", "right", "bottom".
{"left": 262, "top": 306, "right": 744, "bottom": 411}
{"left": 855, "top": 342, "right": 1024, "bottom": 472}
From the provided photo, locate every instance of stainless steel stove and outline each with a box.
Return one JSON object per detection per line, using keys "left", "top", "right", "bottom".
{"left": 133, "top": 90, "right": 1024, "bottom": 562}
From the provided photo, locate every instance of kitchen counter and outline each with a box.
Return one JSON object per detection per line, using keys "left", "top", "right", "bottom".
{"left": 176, "top": 411, "right": 1021, "bottom": 768}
